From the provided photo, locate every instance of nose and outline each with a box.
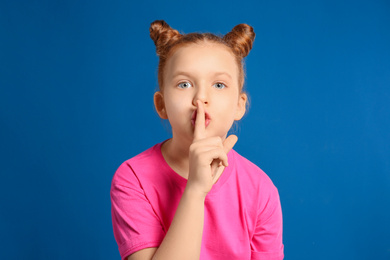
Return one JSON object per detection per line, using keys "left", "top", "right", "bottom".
{"left": 192, "top": 85, "right": 208, "bottom": 106}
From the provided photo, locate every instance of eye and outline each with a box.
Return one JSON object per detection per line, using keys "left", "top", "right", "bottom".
{"left": 178, "top": 82, "right": 192, "bottom": 89}
{"left": 213, "top": 82, "right": 226, "bottom": 89}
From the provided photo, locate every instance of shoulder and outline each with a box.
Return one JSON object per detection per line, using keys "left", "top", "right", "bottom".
{"left": 229, "top": 149, "right": 281, "bottom": 213}
{"left": 230, "top": 149, "right": 277, "bottom": 190}
{"left": 111, "top": 143, "right": 163, "bottom": 188}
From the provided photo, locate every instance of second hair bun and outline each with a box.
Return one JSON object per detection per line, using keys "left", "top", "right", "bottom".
{"left": 223, "top": 24, "right": 255, "bottom": 58}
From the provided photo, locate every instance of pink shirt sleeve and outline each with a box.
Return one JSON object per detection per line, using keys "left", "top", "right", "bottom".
{"left": 110, "top": 161, "right": 165, "bottom": 260}
{"left": 250, "top": 182, "right": 284, "bottom": 260}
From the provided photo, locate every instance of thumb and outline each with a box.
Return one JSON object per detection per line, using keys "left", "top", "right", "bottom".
{"left": 223, "top": 134, "right": 238, "bottom": 154}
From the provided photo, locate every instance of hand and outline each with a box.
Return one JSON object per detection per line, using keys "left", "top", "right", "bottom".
{"left": 187, "top": 100, "right": 238, "bottom": 196}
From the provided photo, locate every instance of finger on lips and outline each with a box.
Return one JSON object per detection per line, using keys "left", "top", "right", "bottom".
{"left": 192, "top": 100, "right": 238, "bottom": 170}
{"left": 194, "top": 100, "right": 206, "bottom": 140}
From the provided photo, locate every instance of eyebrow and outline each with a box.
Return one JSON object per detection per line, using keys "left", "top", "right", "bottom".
{"left": 172, "top": 71, "right": 233, "bottom": 80}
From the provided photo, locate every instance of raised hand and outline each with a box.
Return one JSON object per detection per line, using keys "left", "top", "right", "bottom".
{"left": 187, "top": 100, "right": 238, "bottom": 196}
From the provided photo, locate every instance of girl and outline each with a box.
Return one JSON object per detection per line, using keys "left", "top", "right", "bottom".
{"left": 111, "top": 20, "right": 284, "bottom": 260}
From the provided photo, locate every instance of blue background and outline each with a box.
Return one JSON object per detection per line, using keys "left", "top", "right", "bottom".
{"left": 1, "top": 0, "right": 389, "bottom": 259}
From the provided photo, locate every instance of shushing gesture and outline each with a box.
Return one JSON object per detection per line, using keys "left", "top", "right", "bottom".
{"left": 187, "top": 100, "right": 238, "bottom": 196}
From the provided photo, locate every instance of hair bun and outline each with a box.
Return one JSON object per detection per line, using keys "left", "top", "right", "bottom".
{"left": 223, "top": 24, "right": 255, "bottom": 58}
{"left": 150, "top": 20, "right": 182, "bottom": 56}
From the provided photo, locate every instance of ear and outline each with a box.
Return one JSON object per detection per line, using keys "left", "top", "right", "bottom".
{"left": 154, "top": 91, "right": 168, "bottom": 119}
{"left": 234, "top": 93, "right": 247, "bottom": 120}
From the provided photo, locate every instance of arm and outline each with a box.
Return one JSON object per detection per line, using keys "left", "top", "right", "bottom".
{"left": 128, "top": 188, "right": 205, "bottom": 260}
{"left": 151, "top": 186, "right": 206, "bottom": 260}
{"left": 129, "top": 101, "right": 237, "bottom": 260}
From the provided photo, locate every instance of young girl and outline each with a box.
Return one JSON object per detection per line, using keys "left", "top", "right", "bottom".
{"left": 111, "top": 20, "right": 284, "bottom": 260}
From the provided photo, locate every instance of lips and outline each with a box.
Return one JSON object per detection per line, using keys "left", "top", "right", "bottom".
{"left": 191, "top": 109, "right": 211, "bottom": 127}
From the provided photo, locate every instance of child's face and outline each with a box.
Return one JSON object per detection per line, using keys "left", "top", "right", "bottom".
{"left": 154, "top": 42, "right": 247, "bottom": 143}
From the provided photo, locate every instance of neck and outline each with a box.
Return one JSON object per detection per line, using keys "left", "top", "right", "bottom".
{"left": 161, "top": 137, "right": 192, "bottom": 179}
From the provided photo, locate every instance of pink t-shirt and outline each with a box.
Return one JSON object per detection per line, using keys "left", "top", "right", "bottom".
{"left": 111, "top": 142, "right": 284, "bottom": 260}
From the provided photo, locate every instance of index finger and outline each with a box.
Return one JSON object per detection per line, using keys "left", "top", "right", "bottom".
{"left": 194, "top": 100, "right": 206, "bottom": 141}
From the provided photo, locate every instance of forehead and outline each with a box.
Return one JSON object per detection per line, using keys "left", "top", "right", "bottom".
{"left": 164, "top": 42, "right": 239, "bottom": 79}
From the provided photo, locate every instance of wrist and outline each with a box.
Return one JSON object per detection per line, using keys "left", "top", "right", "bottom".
{"left": 183, "top": 186, "right": 207, "bottom": 202}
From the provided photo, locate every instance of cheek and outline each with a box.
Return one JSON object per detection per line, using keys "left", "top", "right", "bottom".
{"left": 214, "top": 98, "right": 238, "bottom": 119}
{"left": 164, "top": 96, "right": 190, "bottom": 118}
{"left": 168, "top": 97, "right": 186, "bottom": 109}
{"left": 220, "top": 91, "right": 240, "bottom": 108}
